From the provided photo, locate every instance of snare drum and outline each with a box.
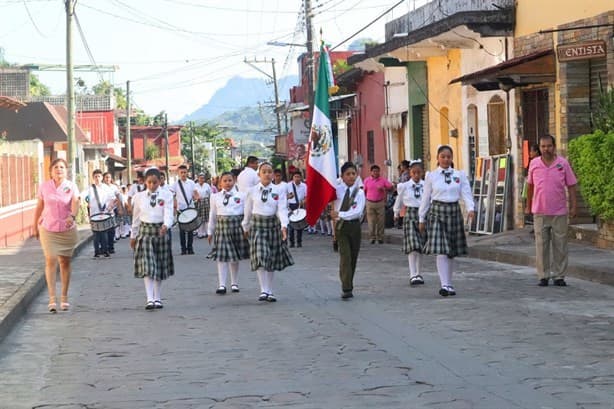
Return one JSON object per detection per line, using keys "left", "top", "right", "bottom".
{"left": 90, "top": 213, "right": 115, "bottom": 232}
{"left": 289, "top": 208, "right": 308, "bottom": 230}
{"left": 177, "top": 208, "right": 202, "bottom": 232}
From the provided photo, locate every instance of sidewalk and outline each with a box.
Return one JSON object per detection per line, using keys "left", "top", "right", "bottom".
{"left": 370, "top": 225, "right": 614, "bottom": 286}
{"left": 0, "top": 226, "right": 92, "bottom": 343}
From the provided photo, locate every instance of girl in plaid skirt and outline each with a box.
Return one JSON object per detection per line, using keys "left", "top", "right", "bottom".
{"left": 393, "top": 160, "right": 426, "bottom": 286}
{"left": 419, "top": 146, "right": 474, "bottom": 297}
{"left": 242, "top": 162, "right": 294, "bottom": 302}
{"left": 130, "top": 168, "right": 175, "bottom": 310}
{"left": 208, "top": 172, "right": 250, "bottom": 295}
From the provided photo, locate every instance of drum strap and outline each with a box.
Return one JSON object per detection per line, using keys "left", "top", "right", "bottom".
{"left": 178, "top": 180, "right": 192, "bottom": 208}
{"left": 92, "top": 184, "right": 105, "bottom": 213}
{"left": 292, "top": 184, "right": 300, "bottom": 205}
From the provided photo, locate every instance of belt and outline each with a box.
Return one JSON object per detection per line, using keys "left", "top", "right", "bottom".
{"left": 366, "top": 199, "right": 384, "bottom": 203}
{"left": 342, "top": 219, "right": 360, "bottom": 223}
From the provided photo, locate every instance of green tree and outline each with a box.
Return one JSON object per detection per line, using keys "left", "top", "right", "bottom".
{"left": 92, "top": 80, "right": 127, "bottom": 109}
{"left": 29, "top": 74, "right": 51, "bottom": 96}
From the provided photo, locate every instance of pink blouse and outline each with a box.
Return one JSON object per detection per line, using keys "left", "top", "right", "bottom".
{"left": 38, "top": 179, "right": 80, "bottom": 232}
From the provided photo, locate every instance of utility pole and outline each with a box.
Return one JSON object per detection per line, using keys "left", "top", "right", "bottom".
{"left": 125, "top": 80, "right": 132, "bottom": 183}
{"left": 305, "top": 0, "right": 314, "bottom": 109}
{"left": 243, "top": 57, "right": 282, "bottom": 138}
{"left": 65, "top": 0, "right": 76, "bottom": 179}
{"left": 164, "top": 114, "right": 169, "bottom": 180}
{"left": 190, "top": 121, "right": 196, "bottom": 178}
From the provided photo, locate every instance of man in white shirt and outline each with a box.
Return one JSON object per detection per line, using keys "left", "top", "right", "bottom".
{"left": 236, "top": 156, "right": 260, "bottom": 192}
{"left": 87, "top": 169, "right": 116, "bottom": 258}
{"left": 126, "top": 172, "right": 145, "bottom": 212}
{"left": 103, "top": 172, "right": 123, "bottom": 250}
{"left": 170, "top": 165, "right": 200, "bottom": 254}
{"left": 287, "top": 171, "right": 307, "bottom": 248}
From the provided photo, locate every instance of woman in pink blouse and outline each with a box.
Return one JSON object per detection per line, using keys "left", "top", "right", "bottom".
{"left": 33, "top": 158, "right": 81, "bottom": 313}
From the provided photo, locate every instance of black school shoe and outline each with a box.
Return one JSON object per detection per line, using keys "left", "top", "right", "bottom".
{"left": 553, "top": 278, "right": 567, "bottom": 287}
{"left": 538, "top": 278, "right": 549, "bottom": 287}
{"left": 439, "top": 287, "right": 449, "bottom": 297}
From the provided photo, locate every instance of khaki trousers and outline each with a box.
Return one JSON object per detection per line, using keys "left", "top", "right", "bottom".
{"left": 366, "top": 200, "right": 386, "bottom": 241}
{"left": 337, "top": 220, "right": 362, "bottom": 292}
{"left": 534, "top": 215, "right": 569, "bottom": 280}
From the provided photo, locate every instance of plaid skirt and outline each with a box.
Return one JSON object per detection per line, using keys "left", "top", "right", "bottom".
{"left": 403, "top": 207, "right": 426, "bottom": 254}
{"left": 133, "top": 222, "right": 174, "bottom": 280}
{"left": 210, "top": 215, "right": 250, "bottom": 262}
{"left": 197, "top": 197, "right": 210, "bottom": 223}
{"left": 249, "top": 215, "right": 294, "bottom": 271}
{"left": 423, "top": 201, "right": 468, "bottom": 258}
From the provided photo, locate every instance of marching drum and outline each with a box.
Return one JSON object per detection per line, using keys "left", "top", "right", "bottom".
{"left": 90, "top": 213, "right": 115, "bottom": 232}
{"left": 288, "top": 208, "right": 308, "bottom": 230}
{"left": 177, "top": 208, "right": 202, "bottom": 232}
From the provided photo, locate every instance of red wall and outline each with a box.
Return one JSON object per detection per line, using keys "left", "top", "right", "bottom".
{"left": 128, "top": 127, "right": 182, "bottom": 160}
{"left": 0, "top": 202, "right": 36, "bottom": 248}
{"left": 76, "top": 111, "right": 115, "bottom": 144}
{"left": 354, "top": 71, "right": 386, "bottom": 180}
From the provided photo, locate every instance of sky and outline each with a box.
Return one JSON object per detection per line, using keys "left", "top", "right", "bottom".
{"left": 0, "top": 0, "right": 431, "bottom": 121}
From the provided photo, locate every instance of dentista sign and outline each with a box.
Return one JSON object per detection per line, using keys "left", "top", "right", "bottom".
{"left": 557, "top": 40, "right": 607, "bottom": 62}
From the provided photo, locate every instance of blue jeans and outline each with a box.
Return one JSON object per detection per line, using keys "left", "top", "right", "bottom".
{"left": 93, "top": 230, "right": 109, "bottom": 255}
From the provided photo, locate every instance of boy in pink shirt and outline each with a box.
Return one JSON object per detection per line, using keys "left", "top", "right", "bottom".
{"left": 526, "top": 135, "right": 577, "bottom": 287}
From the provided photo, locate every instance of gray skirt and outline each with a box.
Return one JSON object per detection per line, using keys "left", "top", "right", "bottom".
{"left": 403, "top": 207, "right": 426, "bottom": 254}
{"left": 210, "top": 215, "right": 250, "bottom": 262}
{"left": 133, "top": 222, "right": 174, "bottom": 280}
{"left": 249, "top": 215, "right": 294, "bottom": 272}
{"left": 423, "top": 201, "right": 468, "bottom": 258}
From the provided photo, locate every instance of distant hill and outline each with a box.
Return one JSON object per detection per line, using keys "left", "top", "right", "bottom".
{"left": 180, "top": 75, "right": 298, "bottom": 123}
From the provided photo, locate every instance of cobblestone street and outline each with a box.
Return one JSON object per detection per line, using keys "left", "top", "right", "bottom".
{"left": 0, "top": 232, "right": 613, "bottom": 408}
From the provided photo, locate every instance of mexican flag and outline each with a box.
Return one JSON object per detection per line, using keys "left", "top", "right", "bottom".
{"left": 305, "top": 44, "right": 337, "bottom": 226}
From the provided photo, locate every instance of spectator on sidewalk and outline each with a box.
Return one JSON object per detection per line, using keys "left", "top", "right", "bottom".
{"left": 236, "top": 156, "right": 260, "bottom": 193}
{"left": 525, "top": 134, "right": 577, "bottom": 287}
{"left": 33, "top": 158, "right": 81, "bottom": 313}
{"left": 363, "top": 164, "right": 394, "bottom": 244}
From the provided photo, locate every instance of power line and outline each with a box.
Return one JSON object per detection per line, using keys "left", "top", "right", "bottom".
{"left": 22, "top": 0, "right": 47, "bottom": 37}
{"left": 74, "top": 10, "right": 105, "bottom": 83}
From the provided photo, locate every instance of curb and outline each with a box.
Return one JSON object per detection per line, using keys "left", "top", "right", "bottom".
{"left": 0, "top": 232, "right": 92, "bottom": 344}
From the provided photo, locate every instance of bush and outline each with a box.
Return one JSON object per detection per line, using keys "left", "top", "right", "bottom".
{"left": 568, "top": 131, "right": 614, "bottom": 221}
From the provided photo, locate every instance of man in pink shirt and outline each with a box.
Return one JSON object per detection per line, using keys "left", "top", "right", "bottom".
{"left": 363, "top": 164, "right": 394, "bottom": 244}
{"left": 526, "top": 135, "right": 577, "bottom": 287}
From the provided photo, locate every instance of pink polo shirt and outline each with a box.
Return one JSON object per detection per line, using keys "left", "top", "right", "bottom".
{"left": 363, "top": 176, "right": 393, "bottom": 202}
{"left": 528, "top": 155, "right": 577, "bottom": 216}
{"left": 38, "top": 179, "right": 80, "bottom": 232}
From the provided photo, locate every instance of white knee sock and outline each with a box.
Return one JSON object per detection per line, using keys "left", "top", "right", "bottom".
{"left": 229, "top": 262, "right": 239, "bottom": 285}
{"left": 266, "top": 270, "right": 274, "bottom": 294}
{"left": 408, "top": 252, "right": 418, "bottom": 277}
{"left": 153, "top": 279, "right": 162, "bottom": 301}
{"left": 144, "top": 277, "right": 154, "bottom": 301}
{"left": 217, "top": 262, "right": 229, "bottom": 287}
{"left": 436, "top": 255, "right": 451, "bottom": 287}
{"left": 256, "top": 268, "right": 266, "bottom": 293}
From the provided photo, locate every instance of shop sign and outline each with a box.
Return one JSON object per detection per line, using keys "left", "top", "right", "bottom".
{"left": 557, "top": 40, "right": 607, "bottom": 62}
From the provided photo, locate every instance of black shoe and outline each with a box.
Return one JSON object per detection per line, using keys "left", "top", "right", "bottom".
{"left": 103, "top": 252, "right": 110, "bottom": 258}
{"left": 187, "top": 249, "right": 195, "bottom": 255}
{"left": 371, "top": 240, "right": 376, "bottom": 244}
{"left": 154, "top": 300, "right": 163, "bottom": 309}
{"left": 216, "top": 286, "right": 227, "bottom": 295}
{"left": 289, "top": 243, "right": 295, "bottom": 248}
{"left": 258, "top": 292, "right": 268, "bottom": 301}
{"left": 231, "top": 284, "right": 240, "bottom": 293}
{"left": 341, "top": 291, "right": 353, "bottom": 299}
{"left": 439, "top": 288, "right": 449, "bottom": 297}
{"left": 538, "top": 278, "right": 549, "bottom": 287}
{"left": 410, "top": 275, "right": 425, "bottom": 286}
{"left": 93, "top": 254, "right": 100, "bottom": 259}
{"left": 297, "top": 243, "right": 302, "bottom": 248}
{"left": 145, "top": 301, "right": 155, "bottom": 310}
{"left": 553, "top": 278, "right": 567, "bottom": 287}
{"left": 266, "top": 294, "right": 277, "bottom": 302}
{"left": 181, "top": 250, "right": 187, "bottom": 255}
{"left": 445, "top": 285, "right": 456, "bottom": 296}
{"left": 109, "top": 249, "right": 115, "bottom": 254}
{"left": 378, "top": 240, "right": 384, "bottom": 244}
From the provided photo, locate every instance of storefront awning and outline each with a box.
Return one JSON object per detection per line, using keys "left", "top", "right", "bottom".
{"left": 450, "top": 49, "right": 556, "bottom": 91}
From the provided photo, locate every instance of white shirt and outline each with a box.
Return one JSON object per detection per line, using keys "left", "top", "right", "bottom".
{"left": 236, "top": 167, "right": 259, "bottom": 192}
{"left": 207, "top": 189, "right": 246, "bottom": 236}
{"left": 242, "top": 182, "right": 289, "bottom": 230}
{"left": 86, "top": 183, "right": 114, "bottom": 215}
{"left": 195, "top": 182, "right": 212, "bottom": 200}
{"left": 171, "top": 178, "right": 198, "bottom": 210}
{"left": 333, "top": 182, "right": 365, "bottom": 221}
{"left": 418, "top": 167, "right": 474, "bottom": 223}
{"left": 393, "top": 179, "right": 424, "bottom": 217}
{"left": 286, "top": 181, "right": 307, "bottom": 206}
{"left": 130, "top": 188, "right": 174, "bottom": 239}
{"left": 127, "top": 183, "right": 145, "bottom": 199}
